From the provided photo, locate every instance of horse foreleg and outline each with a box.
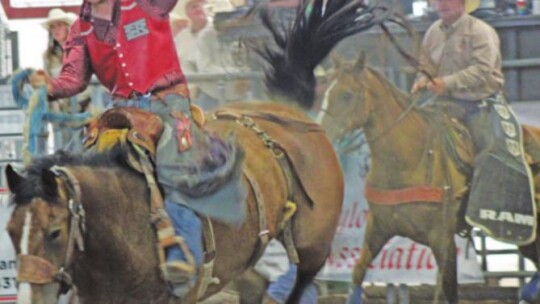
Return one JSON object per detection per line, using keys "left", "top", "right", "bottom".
{"left": 429, "top": 231, "right": 458, "bottom": 304}
{"left": 349, "top": 212, "right": 393, "bottom": 304}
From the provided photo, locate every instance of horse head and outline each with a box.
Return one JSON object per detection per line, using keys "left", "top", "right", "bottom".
{"left": 320, "top": 51, "right": 419, "bottom": 146}
{"left": 320, "top": 51, "right": 373, "bottom": 141}
{"left": 5, "top": 164, "right": 77, "bottom": 304}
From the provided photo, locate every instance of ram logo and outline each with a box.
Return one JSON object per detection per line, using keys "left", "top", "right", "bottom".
{"left": 479, "top": 209, "right": 534, "bottom": 226}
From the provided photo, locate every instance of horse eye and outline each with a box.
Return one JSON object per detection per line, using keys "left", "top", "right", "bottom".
{"left": 342, "top": 92, "right": 353, "bottom": 101}
{"left": 48, "top": 228, "right": 62, "bottom": 241}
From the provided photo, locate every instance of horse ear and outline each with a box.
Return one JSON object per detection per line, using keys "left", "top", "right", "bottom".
{"left": 329, "top": 51, "right": 341, "bottom": 70}
{"left": 354, "top": 50, "right": 366, "bottom": 72}
{"left": 41, "top": 169, "right": 58, "bottom": 198}
{"left": 5, "top": 165, "right": 25, "bottom": 194}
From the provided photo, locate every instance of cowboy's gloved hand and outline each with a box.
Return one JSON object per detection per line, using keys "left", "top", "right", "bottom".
{"left": 426, "top": 77, "right": 447, "bottom": 95}
{"left": 411, "top": 78, "right": 427, "bottom": 94}
{"left": 29, "top": 70, "right": 49, "bottom": 89}
{"left": 10, "top": 68, "right": 34, "bottom": 108}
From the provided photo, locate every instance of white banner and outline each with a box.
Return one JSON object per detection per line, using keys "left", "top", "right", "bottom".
{"left": 316, "top": 135, "right": 484, "bottom": 284}
{"left": 0, "top": 188, "right": 17, "bottom": 303}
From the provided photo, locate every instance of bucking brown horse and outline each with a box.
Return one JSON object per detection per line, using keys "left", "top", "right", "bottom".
{"left": 3, "top": 1, "right": 394, "bottom": 303}
{"left": 318, "top": 53, "right": 540, "bottom": 304}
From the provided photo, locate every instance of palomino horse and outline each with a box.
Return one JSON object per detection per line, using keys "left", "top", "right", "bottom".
{"left": 4, "top": 0, "right": 395, "bottom": 303}
{"left": 318, "top": 54, "right": 540, "bottom": 303}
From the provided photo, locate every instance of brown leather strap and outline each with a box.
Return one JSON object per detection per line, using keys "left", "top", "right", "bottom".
{"left": 212, "top": 108, "right": 324, "bottom": 133}
{"left": 243, "top": 168, "right": 270, "bottom": 251}
{"left": 49, "top": 166, "right": 86, "bottom": 294}
{"left": 133, "top": 146, "right": 175, "bottom": 261}
{"left": 17, "top": 254, "right": 56, "bottom": 284}
{"left": 133, "top": 145, "right": 197, "bottom": 270}
{"left": 215, "top": 110, "right": 302, "bottom": 263}
{"left": 201, "top": 217, "right": 216, "bottom": 262}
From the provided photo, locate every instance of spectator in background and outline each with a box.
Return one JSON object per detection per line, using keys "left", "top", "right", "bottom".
{"left": 10, "top": 9, "right": 92, "bottom": 163}
{"left": 171, "top": 0, "right": 249, "bottom": 110}
{"left": 42, "top": 9, "right": 76, "bottom": 78}
{"left": 42, "top": 8, "right": 93, "bottom": 150}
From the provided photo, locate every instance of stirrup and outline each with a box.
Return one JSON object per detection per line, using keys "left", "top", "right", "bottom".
{"left": 160, "top": 260, "right": 196, "bottom": 284}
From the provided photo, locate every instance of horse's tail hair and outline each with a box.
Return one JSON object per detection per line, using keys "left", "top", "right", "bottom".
{"left": 255, "top": 0, "right": 391, "bottom": 110}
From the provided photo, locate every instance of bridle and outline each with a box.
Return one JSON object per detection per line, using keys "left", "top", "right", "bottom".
{"left": 16, "top": 166, "right": 86, "bottom": 295}
{"left": 315, "top": 70, "right": 371, "bottom": 143}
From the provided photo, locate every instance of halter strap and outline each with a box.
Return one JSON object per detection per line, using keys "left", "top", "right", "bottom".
{"left": 16, "top": 166, "right": 85, "bottom": 295}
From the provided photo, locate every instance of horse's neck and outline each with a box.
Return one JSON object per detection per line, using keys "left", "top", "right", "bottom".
{"left": 73, "top": 167, "right": 170, "bottom": 302}
{"left": 364, "top": 76, "right": 431, "bottom": 185}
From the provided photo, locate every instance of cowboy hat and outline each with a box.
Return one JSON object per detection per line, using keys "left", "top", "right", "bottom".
{"left": 465, "top": 0, "right": 480, "bottom": 13}
{"left": 430, "top": 0, "right": 480, "bottom": 14}
{"left": 41, "top": 8, "right": 77, "bottom": 30}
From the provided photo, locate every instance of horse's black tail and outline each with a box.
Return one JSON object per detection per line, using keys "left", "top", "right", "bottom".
{"left": 255, "top": 0, "right": 391, "bottom": 109}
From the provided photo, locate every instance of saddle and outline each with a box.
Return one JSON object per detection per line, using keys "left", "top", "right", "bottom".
{"left": 422, "top": 106, "right": 540, "bottom": 176}
{"left": 83, "top": 106, "right": 218, "bottom": 299}
{"left": 84, "top": 106, "right": 205, "bottom": 154}
{"left": 421, "top": 105, "right": 540, "bottom": 241}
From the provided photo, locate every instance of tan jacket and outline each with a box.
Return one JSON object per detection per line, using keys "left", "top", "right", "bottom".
{"left": 419, "top": 14, "right": 504, "bottom": 100}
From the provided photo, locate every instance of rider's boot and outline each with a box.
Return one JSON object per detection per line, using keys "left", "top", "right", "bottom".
{"left": 463, "top": 95, "right": 536, "bottom": 244}
{"left": 162, "top": 200, "right": 203, "bottom": 297}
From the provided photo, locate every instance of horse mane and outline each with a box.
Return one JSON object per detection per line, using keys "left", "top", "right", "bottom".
{"left": 364, "top": 66, "right": 412, "bottom": 109}
{"left": 11, "top": 146, "right": 132, "bottom": 205}
{"left": 256, "top": 0, "right": 391, "bottom": 109}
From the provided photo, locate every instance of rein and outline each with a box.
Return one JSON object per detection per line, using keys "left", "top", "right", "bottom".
{"left": 366, "top": 93, "right": 418, "bottom": 144}
{"left": 17, "top": 166, "right": 85, "bottom": 295}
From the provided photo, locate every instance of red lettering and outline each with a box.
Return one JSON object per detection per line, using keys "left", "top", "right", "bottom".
{"left": 337, "top": 202, "right": 370, "bottom": 229}
{"left": 348, "top": 247, "right": 361, "bottom": 269}
{"left": 380, "top": 249, "right": 388, "bottom": 269}
{"left": 426, "top": 252, "right": 435, "bottom": 270}
{"left": 406, "top": 243, "right": 417, "bottom": 269}
{"left": 388, "top": 247, "right": 404, "bottom": 269}
{"left": 417, "top": 248, "right": 427, "bottom": 269}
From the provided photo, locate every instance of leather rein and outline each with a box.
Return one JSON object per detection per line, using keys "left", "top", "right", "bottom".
{"left": 16, "top": 166, "right": 85, "bottom": 295}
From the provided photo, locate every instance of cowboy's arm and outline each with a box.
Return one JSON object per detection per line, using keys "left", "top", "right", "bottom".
{"left": 47, "top": 26, "right": 92, "bottom": 101}
{"left": 441, "top": 26, "right": 499, "bottom": 93}
{"left": 411, "top": 26, "right": 436, "bottom": 93}
{"left": 143, "top": 0, "right": 178, "bottom": 17}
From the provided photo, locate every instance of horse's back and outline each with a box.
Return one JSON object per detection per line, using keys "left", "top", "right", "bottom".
{"left": 207, "top": 102, "right": 343, "bottom": 209}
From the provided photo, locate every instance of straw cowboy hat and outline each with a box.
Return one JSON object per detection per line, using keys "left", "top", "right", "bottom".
{"left": 41, "top": 8, "right": 77, "bottom": 29}
{"left": 430, "top": 0, "right": 480, "bottom": 13}
{"left": 465, "top": 0, "right": 480, "bottom": 13}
